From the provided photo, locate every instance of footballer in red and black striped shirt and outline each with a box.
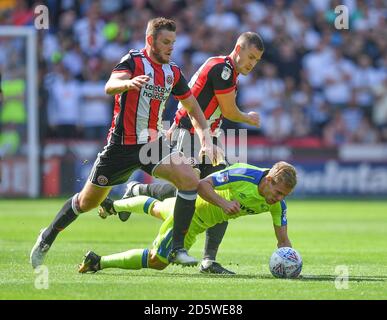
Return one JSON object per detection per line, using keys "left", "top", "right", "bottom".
{"left": 174, "top": 32, "right": 264, "bottom": 137}
{"left": 31, "top": 18, "right": 216, "bottom": 270}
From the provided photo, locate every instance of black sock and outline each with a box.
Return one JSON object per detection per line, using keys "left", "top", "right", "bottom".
{"left": 42, "top": 194, "right": 81, "bottom": 246}
{"left": 145, "top": 182, "right": 177, "bottom": 201}
{"left": 172, "top": 191, "right": 197, "bottom": 250}
{"left": 203, "top": 221, "right": 228, "bottom": 260}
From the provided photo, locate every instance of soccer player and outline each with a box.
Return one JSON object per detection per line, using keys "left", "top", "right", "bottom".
{"left": 78, "top": 162, "right": 297, "bottom": 274}
{"left": 99, "top": 32, "right": 265, "bottom": 274}
{"left": 30, "top": 17, "right": 219, "bottom": 269}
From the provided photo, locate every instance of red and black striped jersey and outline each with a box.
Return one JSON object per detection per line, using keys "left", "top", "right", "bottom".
{"left": 108, "top": 49, "right": 192, "bottom": 145}
{"left": 174, "top": 56, "right": 238, "bottom": 135}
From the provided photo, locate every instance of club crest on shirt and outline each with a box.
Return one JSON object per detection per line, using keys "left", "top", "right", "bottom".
{"left": 221, "top": 66, "right": 232, "bottom": 80}
{"left": 216, "top": 171, "right": 229, "bottom": 183}
{"left": 166, "top": 74, "right": 173, "bottom": 85}
{"left": 97, "top": 175, "right": 108, "bottom": 186}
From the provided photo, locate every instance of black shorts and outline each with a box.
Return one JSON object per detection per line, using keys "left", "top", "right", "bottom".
{"left": 171, "top": 127, "right": 228, "bottom": 179}
{"left": 89, "top": 137, "right": 179, "bottom": 187}
{"left": 171, "top": 127, "right": 228, "bottom": 165}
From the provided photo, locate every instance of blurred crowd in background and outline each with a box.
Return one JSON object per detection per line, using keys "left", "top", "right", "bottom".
{"left": 0, "top": 0, "right": 386, "bottom": 157}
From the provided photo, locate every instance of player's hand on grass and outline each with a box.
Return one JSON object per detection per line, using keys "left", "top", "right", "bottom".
{"left": 246, "top": 111, "right": 260, "bottom": 128}
{"left": 221, "top": 200, "right": 240, "bottom": 215}
{"left": 126, "top": 75, "right": 150, "bottom": 91}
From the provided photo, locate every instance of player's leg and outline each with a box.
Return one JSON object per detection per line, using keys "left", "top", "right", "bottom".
{"left": 79, "top": 199, "right": 175, "bottom": 273}
{"left": 197, "top": 160, "right": 235, "bottom": 274}
{"left": 138, "top": 131, "right": 201, "bottom": 265}
{"left": 78, "top": 248, "right": 169, "bottom": 273}
{"left": 200, "top": 222, "right": 235, "bottom": 275}
{"left": 30, "top": 181, "right": 111, "bottom": 268}
{"left": 153, "top": 153, "right": 200, "bottom": 266}
{"left": 99, "top": 195, "right": 168, "bottom": 221}
{"left": 103, "top": 181, "right": 176, "bottom": 222}
{"left": 100, "top": 248, "right": 169, "bottom": 271}
{"left": 30, "top": 144, "right": 139, "bottom": 268}
{"left": 124, "top": 180, "right": 177, "bottom": 201}
{"left": 122, "top": 165, "right": 200, "bottom": 203}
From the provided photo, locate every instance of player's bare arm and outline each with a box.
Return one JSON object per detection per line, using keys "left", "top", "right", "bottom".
{"left": 105, "top": 72, "right": 150, "bottom": 95}
{"left": 197, "top": 176, "right": 240, "bottom": 215}
{"left": 216, "top": 90, "right": 260, "bottom": 128}
{"left": 274, "top": 225, "right": 292, "bottom": 248}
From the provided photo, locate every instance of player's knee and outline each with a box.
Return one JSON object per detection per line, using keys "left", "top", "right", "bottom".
{"left": 148, "top": 253, "right": 168, "bottom": 270}
{"left": 173, "top": 166, "right": 199, "bottom": 190}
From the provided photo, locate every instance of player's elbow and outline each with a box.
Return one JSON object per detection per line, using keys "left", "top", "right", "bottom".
{"left": 224, "top": 113, "right": 238, "bottom": 122}
{"left": 221, "top": 108, "right": 240, "bottom": 122}
{"left": 105, "top": 83, "right": 113, "bottom": 95}
{"left": 197, "top": 179, "right": 210, "bottom": 194}
{"left": 197, "top": 180, "right": 215, "bottom": 201}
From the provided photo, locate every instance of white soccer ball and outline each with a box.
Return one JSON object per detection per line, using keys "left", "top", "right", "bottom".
{"left": 269, "top": 247, "right": 302, "bottom": 278}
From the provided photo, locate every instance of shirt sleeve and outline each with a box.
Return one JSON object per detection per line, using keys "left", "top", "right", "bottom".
{"left": 210, "top": 164, "right": 264, "bottom": 190}
{"left": 270, "top": 200, "right": 288, "bottom": 227}
{"left": 209, "top": 63, "right": 236, "bottom": 95}
{"left": 171, "top": 65, "right": 191, "bottom": 100}
{"left": 111, "top": 53, "right": 135, "bottom": 77}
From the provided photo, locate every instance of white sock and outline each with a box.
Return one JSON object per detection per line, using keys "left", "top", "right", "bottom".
{"left": 201, "top": 259, "right": 215, "bottom": 268}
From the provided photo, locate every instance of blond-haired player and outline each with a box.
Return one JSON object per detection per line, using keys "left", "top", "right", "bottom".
{"left": 79, "top": 162, "right": 297, "bottom": 274}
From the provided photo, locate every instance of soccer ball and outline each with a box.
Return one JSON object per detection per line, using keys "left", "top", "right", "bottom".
{"left": 269, "top": 247, "right": 302, "bottom": 278}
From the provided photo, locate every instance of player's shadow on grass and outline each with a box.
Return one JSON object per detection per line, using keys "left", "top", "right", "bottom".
{"left": 298, "top": 275, "right": 387, "bottom": 282}
{"left": 92, "top": 272, "right": 387, "bottom": 282}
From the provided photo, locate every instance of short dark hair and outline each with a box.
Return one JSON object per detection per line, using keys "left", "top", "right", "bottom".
{"left": 237, "top": 32, "right": 265, "bottom": 52}
{"left": 146, "top": 17, "right": 176, "bottom": 40}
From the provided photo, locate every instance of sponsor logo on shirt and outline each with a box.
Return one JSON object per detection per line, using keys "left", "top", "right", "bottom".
{"left": 240, "top": 203, "right": 259, "bottom": 215}
{"left": 142, "top": 83, "right": 172, "bottom": 101}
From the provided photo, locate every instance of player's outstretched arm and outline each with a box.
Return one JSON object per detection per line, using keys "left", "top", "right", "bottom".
{"left": 198, "top": 177, "right": 240, "bottom": 215}
{"left": 105, "top": 72, "right": 150, "bottom": 95}
{"left": 273, "top": 225, "right": 292, "bottom": 248}
{"left": 216, "top": 90, "right": 260, "bottom": 128}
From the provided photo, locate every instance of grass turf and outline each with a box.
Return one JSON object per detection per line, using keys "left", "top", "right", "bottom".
{"left": 0, "top": 199, "right": 386, "bottom": 300}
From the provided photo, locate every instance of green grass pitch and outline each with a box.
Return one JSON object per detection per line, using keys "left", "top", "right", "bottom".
{"left": 0, "top": 199, "right": 386, "bottom": 300}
